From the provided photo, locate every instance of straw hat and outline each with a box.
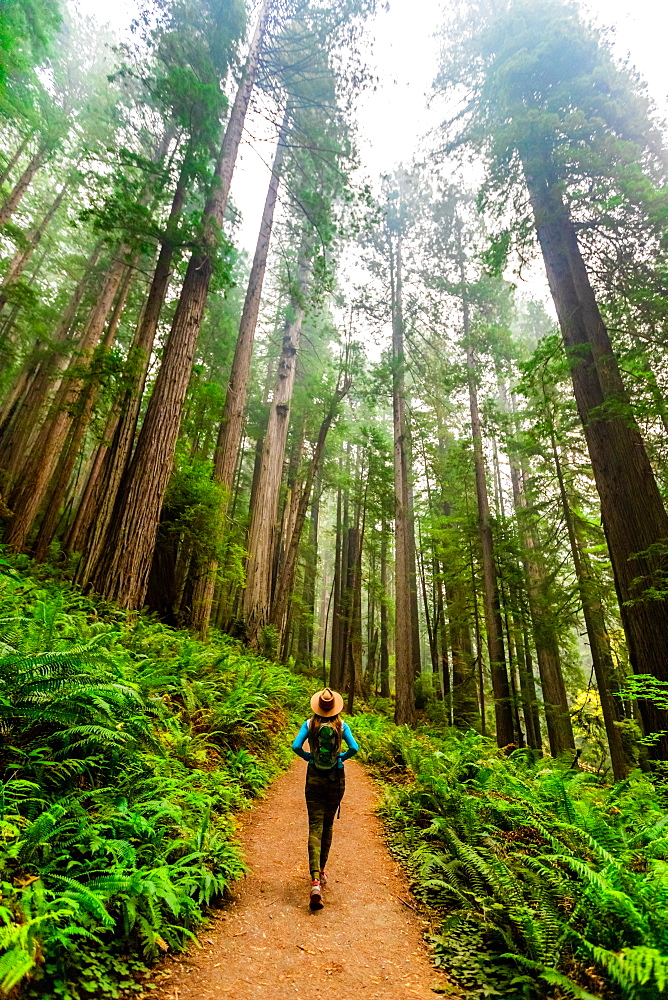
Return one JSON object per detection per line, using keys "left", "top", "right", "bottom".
{"left": 310, "top": 687, "right": 344, "bottom": 718}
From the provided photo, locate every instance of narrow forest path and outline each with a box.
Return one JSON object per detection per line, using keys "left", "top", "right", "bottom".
{"left": 150, "top": 760, "right": 454, "bottom": 1000}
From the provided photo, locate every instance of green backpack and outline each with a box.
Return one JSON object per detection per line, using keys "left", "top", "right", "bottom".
{"left": 308, "top": 721, "right": 341, "bottom": 770}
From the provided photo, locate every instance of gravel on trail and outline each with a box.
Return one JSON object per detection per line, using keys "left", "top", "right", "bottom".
{"left": 150, "top": 758, "right": 457, "bottom": 1000}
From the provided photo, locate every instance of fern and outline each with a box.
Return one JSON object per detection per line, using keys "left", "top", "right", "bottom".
{"left": 357, "top": 713, "right": 668, "bottom": 1000}
{"left": 0, "top": 574, "right": 307, "bottom": 1000}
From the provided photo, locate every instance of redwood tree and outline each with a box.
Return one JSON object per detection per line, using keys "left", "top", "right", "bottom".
{"left": 90, "top": 0, "right": 273, "bottom": 608}
{"left": 439, "top": 0, "right": 668, "bottom": 754}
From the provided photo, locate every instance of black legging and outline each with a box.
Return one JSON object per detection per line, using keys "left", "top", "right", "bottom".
{"left": 305, "top": 763, "right": 345, "bottom": 879}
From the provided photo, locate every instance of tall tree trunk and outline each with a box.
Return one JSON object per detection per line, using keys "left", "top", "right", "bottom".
{"left": 365, "top": 547, "right": 377, "bottom": 695}
{"left": 338, "top": 498, "right": 352, "bottom": 692}
{"left": 0, "top": 358, "right": 35, "bottom": 435}
{"left": 501, "top": 592, "right": 525, "bottom": 747}
{"left": 0, "top": 143, "right": 49, "bottom": 229}
{"left": 75, "top": 158, "right": 191, "bottom": 583}
{"left": 188, "top": 112, "right": 289, "bottom": 631}
{"left": 343, "top": 522, "right": 359, "bottom": 706}
{"left": 0, "top": 182, "right": 69, "bottom": 315}
{"left": 511, "top": 595, "right": 542, "bottom": 751}
{"left": 435, "top": 561, "right": 451, "bottom": 716}
{"left": 380, "top": 525, "right": 391, "bottom": 699}
{"left": 243, "top": 239, "right": 312, "bottom": 642}
{"left": 330, "top": 487, "right": 344, "bottom": 690}
{"left": 442, "top": 531, "right": 479, "bottom": 731}
{"left": 500, "top": 379, "right": 570, "bottom": 754}
{"left": 273, "top": 419, "right": 304, "bottom": 609}
{"left": 406, "top": 429, "right": 422, "bottom": 680}
{"left": 470, "top": 548, "right": 486, "bottom": 737}
{"left": 418, "top": 537, "right": 437, "bottom": 676}
{"left": 433, "top": 427, "right": 477, "bottom": 726}
{"left": 270, "top": 381, "right": 346, "bottom": 639}
{"left": 391, "top": 234, "right": 415, "bottom": 726}
{"left": 32, "top": 263, "right": 135, "bottom": 561}
{"left": 64, "top": 408, "right": 120, "bottom": 556}
{"left": 298, "top": 476, "right": 320, "bottom": 665}
{"left": 523, "top": 151, "right": 668, "bottom": 757}
{"left": 90, "top": 1, "right": 273, "bottom": 608}
{"left": 3, "top": 252, "right": 128, "bottom": 551}
{"left": 0, "top": 244, "right": 102, "bottom": 489}
{"left": 510, "top": 458, "right": 575, "bottom": 756}
{"left": 247, "top": 360, "right": 275, "bottom": 529}
{"left": 549, "top": 423, "right": 628, "bottom": 780}
{"left": 346, "top": 519, "right": 364, "bottom": 714}
{"left": 459, "top": 239, "right": 513, "bottom": 746}
{"left": 0, "top": 134, "right": 31, "bottom": 188}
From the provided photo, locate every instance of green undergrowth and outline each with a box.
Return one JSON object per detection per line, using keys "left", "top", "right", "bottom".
{"left": 0, "top": 558, "right": 309, "bottom": 999}
{"left": 353, "top": 713, "right": 668, "bottom": 1000}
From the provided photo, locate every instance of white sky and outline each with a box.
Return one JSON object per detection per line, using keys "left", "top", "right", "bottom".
{"left": 75, "top": 0, "right": 668, "bottom": 270}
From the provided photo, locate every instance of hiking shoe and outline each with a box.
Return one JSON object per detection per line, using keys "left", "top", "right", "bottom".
{"left": 309, "top": 880, "right": 323, "bottom": 909}
{"left": 319, "top": 870, "right": 327, "bottom": 885}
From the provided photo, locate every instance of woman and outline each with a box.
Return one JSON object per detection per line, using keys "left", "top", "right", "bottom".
{"left": 292, "top": 687, "right": 359, "bottom": 908}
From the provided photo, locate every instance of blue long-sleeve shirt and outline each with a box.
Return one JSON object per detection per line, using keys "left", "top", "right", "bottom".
{"left": 292, "top": 719, "right": 359, "bottom": 769}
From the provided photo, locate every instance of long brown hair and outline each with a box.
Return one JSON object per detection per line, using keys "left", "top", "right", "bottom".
{"left": 309, "top": 713, "right": 343, "bottom": 753}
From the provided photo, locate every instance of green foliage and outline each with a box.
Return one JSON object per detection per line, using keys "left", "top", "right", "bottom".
{"left": 354, "top": 714, "right": 668, "bottom": 999}
{"left": 0, "top": 0, "right": 61, "bottom": 94}
{"left": 0, "top": 561, "right": 307, "bottom": 999}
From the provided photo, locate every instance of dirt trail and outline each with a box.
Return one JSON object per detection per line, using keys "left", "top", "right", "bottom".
{"left": 151, "top": 759, "right": 452, "bottom": 999}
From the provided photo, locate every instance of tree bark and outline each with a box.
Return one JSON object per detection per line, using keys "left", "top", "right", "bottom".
{"left": 460, "top": 240, "right": 513, "bottom": 747}
{"left": 391, "top": 233, "right": 416, "bottom": 726}
{"left": 3, "top": 252, "right": 127, "bottom": 551}
{"left": 90, "top": 0, "right": 272, "bottom": 608}
{"left": 500, "top": 380, "right": 566, "bottom": 753}
{"left": 297, "top": 475, "right": 320, "bottom": 665}
{"left": 274, "top": 419, "right": 305, "bottom": 615}
{"left": 63, "top": 407, "right": 120, "bottom": 557}
{"left": 0, "top": 143, "right": 49, "bottom": 229}
{"left": 380, "top": 525, "right": 391, "bottom": 698}
{"left": 418, "top": 538, "right": 437, "bottom": 677}
{"left": 406, "top": 430, "right": 422, "bottom": 680}
{"left": 523, "top": 150, "right": 668, "bottom": 757}
{"left": 446, "top": 574, "right": 479, "bottom": 730}
{"left": 435, "top": 560, "right": 451, "bottom": 717}
{"left": 0, "top": 244, "right": 102, "bottom": 490}
{"left": 0, "top": 134, "right": 31, "bottom": 189}
{"left": 345, "top": 521, "right": 364, "bottom": 714}
{"left": 0, "top": 182, "right": 69, "bottom": 316}
{"left": 32, "top": 262, "right": 135, "bottom": 562}
{"left": 510, "top": 459, "right": 575, "bottom": 756}
{"left": 0, "top": 357, "right": 34, "bottom": 436}
{"left": 330, "top": 487, "right": 344, "bottom": 690}
{"left": 188, "top": 112, "right": 290, "bottom": 631}
{"left": 550, "top": 423, "right": 628, "bottom": 780}
{"left": 337, "top": 487, "right": 352, "bottom": 691}
{"left": 243, "top": 240, "right": 312, "bottom": 643}
{"left": 75, "top": 154, "right": 191, "bottom": 582}
{"left": 511, "top": 598, "right": 542, "bottom": 751}
{"left": 270, "top": 381, "right": 347, "bottom": 639}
